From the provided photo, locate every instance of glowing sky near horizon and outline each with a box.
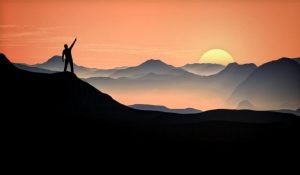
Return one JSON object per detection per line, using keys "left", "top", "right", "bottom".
{"left": 0, "top": 0, "right": 300, "bottom": 69}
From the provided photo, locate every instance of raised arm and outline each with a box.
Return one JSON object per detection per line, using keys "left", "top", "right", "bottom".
{"left": 70, "top": 38, "right": 77, "bottom": 50}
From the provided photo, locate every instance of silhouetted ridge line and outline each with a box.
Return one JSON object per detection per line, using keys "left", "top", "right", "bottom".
{"left": 0, "top": 53, "right": 16, "bottom": 68}
{"left": 0, "top": 53, "right": 147, "bottom": 122}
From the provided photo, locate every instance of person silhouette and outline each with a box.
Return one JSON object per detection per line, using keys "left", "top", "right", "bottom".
{"left": 62, "top": 38, "right": 77, "bottom": 73}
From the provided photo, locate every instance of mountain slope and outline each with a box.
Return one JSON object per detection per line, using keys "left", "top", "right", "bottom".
{"left": 205, "top": 62, "right": 257, "bottom": 91}
{"left": 1, "top": 54, "right": 155, "bottom": 121}
{"left": 229, "top": 58, "right": 300, "bottom": 110}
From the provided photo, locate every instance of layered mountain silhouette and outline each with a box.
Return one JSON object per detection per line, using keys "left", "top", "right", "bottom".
{"left": 84, "top": 61, "right": 256, "bottom": 109}
{"left": 16, "top": 56, "right": 226, "bottom": 78}
{"left": 109, "top": 59, "right": 193, "bottom": 78}
{"left": 15, "top": 63, "right": 54, "bottom": 74}
{"left": 1, "top": 53, "right": 300, "bottom": 153}
{"left": 129, "top": 104, "right": 201, "bottom": 114}
{"left": 229, "top": 58, "right": 300, "bottom": 110}
{"left": 4, "top": 52, "right": 298, "bottom": 123}
{"left": 204, "top": 62, "right": 257, "bottom": 92}
{"left": 11, "top": 55, "right": 300, "bottom": 111}
{"left": 32, "top": 55, "right": 124, "bottom": 78}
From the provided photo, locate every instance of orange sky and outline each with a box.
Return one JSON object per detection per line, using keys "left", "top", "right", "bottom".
{"left": 0, "top": 0, "right": 300, "bottom": 68}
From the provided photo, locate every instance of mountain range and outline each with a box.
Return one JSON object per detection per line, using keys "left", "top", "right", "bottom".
{"left": 31, "top": 55, "right": 125, "bottom": 78}
{"left": 2, "top": 53, "right": 300, "bottom": 154}
{"left": 129, "top": 104, "right": 201, "bottom": 114}
{"left": 13, "top": 55, "right": 300, "bottom": 110}
{"left": 16, "top": 56, "right": 226, "bottom": 78}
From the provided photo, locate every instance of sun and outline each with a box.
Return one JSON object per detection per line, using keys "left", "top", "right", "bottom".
{"left": 200, "top": 49, "right": 235, "bottom": 65}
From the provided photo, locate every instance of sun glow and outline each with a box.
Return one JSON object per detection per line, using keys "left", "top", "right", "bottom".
{"left": 200, "top": 49, "right": 234, "bottom": 65}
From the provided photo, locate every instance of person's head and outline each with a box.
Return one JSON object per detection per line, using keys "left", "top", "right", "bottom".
{"left": 64, "top": 44, "right": 68, "bottom": 49}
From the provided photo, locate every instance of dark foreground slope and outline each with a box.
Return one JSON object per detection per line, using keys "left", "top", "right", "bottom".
{"left": 1, "top": 53, "right": 300, "bottom": 155}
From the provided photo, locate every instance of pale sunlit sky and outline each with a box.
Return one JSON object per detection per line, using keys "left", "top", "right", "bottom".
{"left": 1, "top": 0, "right": 300, "bottom": 68}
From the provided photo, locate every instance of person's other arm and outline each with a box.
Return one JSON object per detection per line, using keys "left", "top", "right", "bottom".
{"left": 70, "top": 38, "right": 77, "bottom": 50}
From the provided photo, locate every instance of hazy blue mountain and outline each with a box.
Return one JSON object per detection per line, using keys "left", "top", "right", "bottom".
{"left": 85, "top": 62, "right": 257, "bottom": 110}
{"left": 109, "top": 59, "right": 193, "bottom": 78}
{"left": 14, "top": 63, "right": 55, "bottom": 74}
{"left": 209, "top": 63, "right": 257, "bottom": 82}
{"left": 229, "top": 58, "right": 300, "bottom": 110}
{"left": 33, "top": 55, "right": 122, "bottom": 78}
{"left": 33, "top": 55, "right": 94, "bottom": 76}
{"left": 129, "top": 104, "right": 201, "bottom": 114}
{"left": 205, "top": 62, "right": 257, "bottom": 91}
{"left": 34, "top": 55, "right": 66, "bottom": 71}
{"left": 237, "top": 100, "right": 255, "bottom": 110}
{"left": 181, "top": 63, "right": 225, "bottom": 76}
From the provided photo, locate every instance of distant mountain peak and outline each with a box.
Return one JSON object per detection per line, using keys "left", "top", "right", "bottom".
{"left": 43, "top": 55, "right": 62, "bottom": 64}
{"left": 227, "top": 62, "right": 239, "bottom": 67}
{"left": 237, "top": 100, "right": 255, "bottom": 110}
{"left": 278, "top": 57, "right": 300, "bottom": 60}
{"left": 258, "top": 57, "right": 299, "bottom": 69}
{"left": 222, "top": 62, "right": 256, "bottom": 72}
{"left": 140, "top": 59, "right": 171, "bottom": 67}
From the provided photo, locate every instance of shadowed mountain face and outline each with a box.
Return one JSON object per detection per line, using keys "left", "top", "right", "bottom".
{"left": 229, "top": 58, "right": 300, "bottom": 110}
{"left": 1, "top": 53, "right": 300, "bottom": 154}
{"left": 201, "top": 63, "right": 257, "bottom": 94}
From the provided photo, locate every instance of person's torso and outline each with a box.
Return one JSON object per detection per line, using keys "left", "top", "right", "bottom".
{"left": 64, "top": 49, "right": 72, "bottom": 59}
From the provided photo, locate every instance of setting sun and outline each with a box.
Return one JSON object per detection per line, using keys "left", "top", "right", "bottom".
{"left": 200, "top": 49, "right": 234, "bottom": 65}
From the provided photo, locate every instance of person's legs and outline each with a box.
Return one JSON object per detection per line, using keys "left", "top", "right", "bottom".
{"left": 64, "top": 59, "right": 69, "bottom": 72}
{"left": 70, "top": 59, "right": 74, "bottom": 73}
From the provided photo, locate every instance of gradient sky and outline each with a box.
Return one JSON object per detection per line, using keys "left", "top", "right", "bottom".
{"left": 0, "top": 0, "right": 300, "bottom": 68}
